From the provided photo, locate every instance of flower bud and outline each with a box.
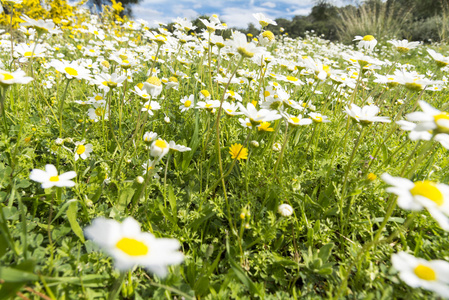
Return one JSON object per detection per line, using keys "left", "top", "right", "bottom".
{"left": 273, "top": 142, "right": 282, "bottom": 152}
{"left": 278, "top": 204, "right": 293, "bottom": 217}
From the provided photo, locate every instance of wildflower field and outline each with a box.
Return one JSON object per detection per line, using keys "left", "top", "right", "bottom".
{"left": 1, "top": 1, "right": 449, "bottom": 299}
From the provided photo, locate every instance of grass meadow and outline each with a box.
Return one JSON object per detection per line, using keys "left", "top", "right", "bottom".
{"left": 1, "top": 2, "right": 449, "bottom": 299}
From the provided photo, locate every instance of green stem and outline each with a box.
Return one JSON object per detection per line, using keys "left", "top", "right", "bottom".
{"left": 108, "top": 271, "right": 126, "bottom": 300}
{"left": 273, "top": 122, "right": 290, "bottom": 177}
{"left": 58, "top": 79, "right": 72, "bottom": 138}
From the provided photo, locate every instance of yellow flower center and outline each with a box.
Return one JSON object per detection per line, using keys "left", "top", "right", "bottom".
{"left": 264, "top": 91, "right": 270, "bottom": 97}
{"left": 262, "top": 30, "right": 275, "bottom": 41}
{"left": 65, "top": 67, "right": 78, "bottom": 76}
{"left": 259, "top": 20, "right": 269, "bottom": 27}
{"left": 363, "top": 35, "right": 375, "bottom": 41}
{"left": 1, "top": 73, "right": 13, "bottom": 80}
{"left": 169, "top": 76, "right": 178, "bottom": 83}
{"left": 119, "top": 54, "right": 128, "bottom": 60}
{"left": 367, "top": 173, "right": 377, "bottom": 181}
{"left": 101, "top": 61, "right": 110, "bottom": 68}
{"left": 290, "top": 117, "right": 300, "bottom": 123}
{"left": 410, "top": 181, "right": 444, "bottom": 206}
{"left": 314, "top": 116, "right": 323, "bottom": 122}
{"left": 155, "top": 139, "right": 168, "bottom": 149}
{"left": 146, "top": 76, "right": 161, "bottom": 86}
{"left": 413, "top": 264, "right": 437, "bottom": 281}
{"left": 184, "top": 100, "right": 191, "bottom": 107}
{"left": 95, "top": 107, "right": 105, "bottom": 117}
{"left": 286, "top": 76, "right": 298, "bottom": 82}
{"left": 94, "top": 95, "right": 103, "bottom": 101}
{"left": 434, "top": 112, "right": 449, "bottom": 133}
{"left": 49, "top": 175, "right": 59, "bottom": 182}
{"left": 201, "top": 90, "right": 210, "bottom": 97}
{"left": 116, "top": 237, "right": 149, "bottom": 256}
{"left": 76, "top": 145, "right": 86, "bottom": 155}
{"left": 24, "top": 51, "right": 33, "bottom": 57}
{"left": 145, "top": 105, "right": 152, "bottom": 110}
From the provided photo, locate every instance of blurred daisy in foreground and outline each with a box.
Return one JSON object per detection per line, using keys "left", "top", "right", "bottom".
{"left": 382, "top": 173, "right": 449, "bottom": 230}
{"left": 427, "top": 49, "right": 449, "bottom": 68}
{"left": 405, "top": 101, "right": 449, "bottom": 134}
{"left": 84, "top": 217, "right": 183, "bottom": 277}
{"left": 0, "top": 69, "right": 33, "bottom": 86}
{"left": 391, "top": 252, "right": 449, "bottom": 298}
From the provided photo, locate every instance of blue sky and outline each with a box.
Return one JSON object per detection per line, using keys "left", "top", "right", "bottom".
{"left": 131, "top": 0, "right": 352, "bottom": 28}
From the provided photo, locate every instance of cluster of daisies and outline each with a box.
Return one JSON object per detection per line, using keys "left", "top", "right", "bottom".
{"left": 1, "top": 3, "right": 449, "bottom": 296}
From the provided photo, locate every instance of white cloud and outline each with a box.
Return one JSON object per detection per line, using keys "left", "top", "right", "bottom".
{"left": 133, "top": 7, "right": 167, "bottom": 23}
{"left": 261, "top": 2, "right": 276, "bottom": 8}
{"left": 172, "top": 5, "right": 199, "bottom": 20}
{"left": 131, "top": 0, "right": 352, "bottom": 28}
{"left": 287, "top": 8, "right": 312, "bottom": 16}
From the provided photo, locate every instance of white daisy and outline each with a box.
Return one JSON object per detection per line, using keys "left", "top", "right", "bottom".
{"left": 392, "top": 252, "right": 449, "bottom": 298}
{"left": 84, "top": 217, "right": 183, "bottom": 277}
{"left": 29, "top": 164, "right": 76, "bottom": 189}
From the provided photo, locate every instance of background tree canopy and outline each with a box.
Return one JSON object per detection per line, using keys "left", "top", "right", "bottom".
{"left": 104, "top": 0, "right": 449, "bottom": 43}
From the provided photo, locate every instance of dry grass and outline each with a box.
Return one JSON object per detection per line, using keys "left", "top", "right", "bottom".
{"left": 335, "top": 0, "right": 413, "bottom": 44}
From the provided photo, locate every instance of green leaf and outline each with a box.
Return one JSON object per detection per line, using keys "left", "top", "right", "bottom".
{"left": 318, "top": 243, "right": 334, "bottom": 262}
{"left": 0, "top": 260, "right": 36, "bottom": 300}
{"left": 67, "top": 202, "right": 85, "bottom": 242}
{"left": 0, "top": 232, "right": 7, "bottom": 258}
{"left": 208, "top": 250, "right": 223, "bottom": 276}
{"left": 193, "top": 275, "right": 210, "bottom": 297}
{"left": 226, "top": 234, "right": 262, "bottom": 297}
{"left": 15, "top": 179, "right": 31, "bottom": 189}
{"left": 118, "top": 187, "right": 135, "bottom": 212}
{"left": 229, "top": 259, "right": 262, "bottom": 297}
{"left": 0, "top": 262, "right": 37, "bottom": 282}
{"left": 317, "top": 267, "right": 333, "bottom": 275}
{"left": 157, "top": 200, "right": 177, "bottom": 226}
{"left": 168, "top": 184, "right": 177, "bottom": 218}
{"left": 51, "top": 199, "right": 78, "bottom": 224}
{"left": 190, "top": 207, "right": 215, "bottom": 231}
